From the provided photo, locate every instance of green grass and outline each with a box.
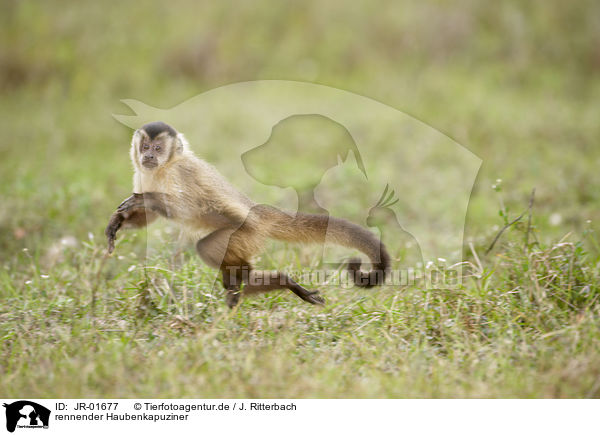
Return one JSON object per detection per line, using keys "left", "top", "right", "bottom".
{"left": 1, "top": 0, "right": 600, "bottom": 398}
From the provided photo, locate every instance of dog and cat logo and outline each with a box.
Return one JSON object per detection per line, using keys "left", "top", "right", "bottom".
{"left": 2, "top": 401, "right": 50, "bottom": 432}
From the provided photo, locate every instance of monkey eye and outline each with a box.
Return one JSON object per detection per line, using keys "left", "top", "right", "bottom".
{"left": 142, "top": 144, "right": 150, "bottom": 150}
{"left": 155, "top": 145, "right": 161, "bottom": 151}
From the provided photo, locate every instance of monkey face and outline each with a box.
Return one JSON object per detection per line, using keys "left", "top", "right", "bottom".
{"left": 130, "top": 122, "right": 187, "bottom": 171}
{"left": 139, "top": 135, "right": 168, "bottom": 169}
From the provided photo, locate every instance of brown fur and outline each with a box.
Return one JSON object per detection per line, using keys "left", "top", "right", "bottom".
{"left": 106, "top": 122, "right": 390, "bottom": 307}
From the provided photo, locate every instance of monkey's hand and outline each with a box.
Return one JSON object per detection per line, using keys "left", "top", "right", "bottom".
{"left": 105, "top": 194, "right": 141, "bottom": 254}
{"left": 117, "top": 193, "right": 145, "bottom": 213}
{"left": 105, "top": 194, "right": 147, "bottom": 254}
{"left": 105, "top": 211, "right": 125, "bottom": 254}
{"left": 106, "top": 193, "right": 166, "bottom": 254}
{"left": 117, "top": 192, "right": 172, "bottom": 217}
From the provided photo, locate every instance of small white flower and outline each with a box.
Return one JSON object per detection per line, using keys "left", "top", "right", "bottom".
{"left": 426, "top": 261, "right": 434, "bottom": 269}
{"left": 496, "top": 178, "right": 502, "bottom": 184}
{"left": 127, "top": 265, "right": 136, "bottom": 272}
{"left": 549, "top": 213, "right": 562, "bottom": 226}
{"left": 60, "top": 236, "right": 77, "bottom": 247}
{"left": 437, "top": 258, "right": 446, "bottom": 262}
{"left": 25, "top": 280, "right": 32, "bottom": 285}
{"left": 40, "top": 274, "right": 49, "bottom": 279}
{"left": 88, "top": 232, "right": 94, "bottom": 241}
{"left": 118, "top": 255, "right": 125, "bottom": 260}
{"left": 22, "top": 248, "right": 28, "bottom": 252}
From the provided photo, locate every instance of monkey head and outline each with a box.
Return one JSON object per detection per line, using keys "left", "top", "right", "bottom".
{"left": 130, "top": 121, "right": 188, "bottom": 170}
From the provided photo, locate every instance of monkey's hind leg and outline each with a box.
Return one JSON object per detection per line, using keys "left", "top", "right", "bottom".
{"left": 195, "top": 228, "right": 248, "bottom": 308}
{"left": 196, "top": 227, "right": 325, "bottom": 308}
{"left": 221, "top": 266, "right": 325, "bottom": 307}
{"left": 247, "top": 269, "right": 325, "bottom": 305}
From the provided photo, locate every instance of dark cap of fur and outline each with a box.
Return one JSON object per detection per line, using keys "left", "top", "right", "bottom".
{"left": 141, "top": 121, "right": 177, "bottom": 139}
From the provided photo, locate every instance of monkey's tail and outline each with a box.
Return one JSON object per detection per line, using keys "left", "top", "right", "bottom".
{"left": 254, "top": 205, "right": 391, "bottom": 288}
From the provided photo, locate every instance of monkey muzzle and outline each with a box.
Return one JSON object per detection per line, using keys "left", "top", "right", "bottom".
{"left": 142, "top": 155, "right": 158, "bottom": 168}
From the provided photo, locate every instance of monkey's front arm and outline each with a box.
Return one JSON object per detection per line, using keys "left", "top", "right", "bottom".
{"left": 104, "top": 192, "right": 172, "bottom": 253}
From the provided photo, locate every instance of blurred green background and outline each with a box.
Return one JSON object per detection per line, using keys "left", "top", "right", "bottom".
{"left": 1, "top": 0, "right": 599, "bottom": 398}
{"left": 1, "top": 0, "right": 599, "bottom": 254}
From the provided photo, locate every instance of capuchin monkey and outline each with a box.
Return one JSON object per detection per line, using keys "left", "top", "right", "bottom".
{"left": 105, "top": 121, "right": 390, "bottom": 308}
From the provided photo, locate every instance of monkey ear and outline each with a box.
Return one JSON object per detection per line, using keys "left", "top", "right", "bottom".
{"left": 175, "top": 133, "right": 189, "bottom": 154}
{"left": 131, "top": 129, "right": 142, "bottom": 146}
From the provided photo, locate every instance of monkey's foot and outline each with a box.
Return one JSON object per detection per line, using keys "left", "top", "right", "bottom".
{"left": 226, "top": 290, "right": 241, "bottom": 309}
{"left": 292, "top": 287, "right": 325, "bottom": 305}
{"left": 307, "top": 290, "right": 325, "bottom": 305}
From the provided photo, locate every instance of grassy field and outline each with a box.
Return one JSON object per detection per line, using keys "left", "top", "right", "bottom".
{"left": 1, "top": 1, "right": 600, "bottom": 398}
